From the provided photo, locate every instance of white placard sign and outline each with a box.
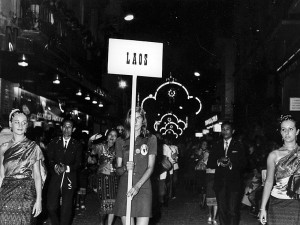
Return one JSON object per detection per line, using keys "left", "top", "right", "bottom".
{"left": 290, "top": 97, "right": 300, "bottom": 111}
{"left": 108, "top": 38, "right": 163, "bottom": 78}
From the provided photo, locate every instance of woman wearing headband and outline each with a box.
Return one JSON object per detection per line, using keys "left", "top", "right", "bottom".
{"left": 0, "top": 109, "right": 46, "bottom": 224}
{"left": 259, "top": 115, "right": 300, "bottom": 225}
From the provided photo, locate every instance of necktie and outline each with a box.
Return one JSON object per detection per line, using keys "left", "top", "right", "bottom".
{"left": 64, "top": 140, "right": 68, "bottom": 149}
{"left": 224, "top": 141, "right": 229, "bottom": 157}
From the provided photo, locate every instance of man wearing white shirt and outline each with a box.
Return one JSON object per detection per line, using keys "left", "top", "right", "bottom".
{"left": 207, "top": 121, "right": 246, "bottom": 225}
{"left": 47, "top": 119, "right": 82, "bottom": 225}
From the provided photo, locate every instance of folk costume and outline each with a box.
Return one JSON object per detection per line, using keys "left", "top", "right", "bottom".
{"left": 268, "top": 145, "right": 300, "bottom": 225}
{"left": 95, "top": 142, "right": 118, "bottom": 215}
{"left": 0, "top": 138, "right": 46, "bottom": 225}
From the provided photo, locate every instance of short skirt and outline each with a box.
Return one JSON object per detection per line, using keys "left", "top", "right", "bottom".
{"left": 114, "top": 175, "right": 152, "bottom": 217}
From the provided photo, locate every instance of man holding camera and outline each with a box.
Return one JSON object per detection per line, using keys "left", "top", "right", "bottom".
{"left": 207, "top": 121, "right": 246, "bottom": 225}
{"left": 46, "top": 119, "right": 82, "bottom": 225}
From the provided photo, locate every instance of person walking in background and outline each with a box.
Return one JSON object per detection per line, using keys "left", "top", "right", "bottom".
{"left": 192, "top": 139, "right": 209, "bottom": 208}
{"left": 91, "top": 128, "right": 118, "bottom": 225}
{"left": 259, "top": 115, "right": 300, "bottom": 225}
{"left": 116, "top": 125, "right": 125, "bottom": 137}
{"left": 206, "top": 144, "right": 218, "bottom": 225}
{"left": 114, "top": 107, "right": 157, "bottom": 225}
{"left": 0, "top": 109, "right": 47, "bottom": 224}
{"left": 46, "top": 118, "right": 82, "bottom": 225}
{"left": 163, "top": 137, "right": 179, "bottom": 200}
{"left": 207, "top": 121, "right": 246, "bottom": 225}
{"left": 75, "top": 132, "right": 90, "bottom": 211}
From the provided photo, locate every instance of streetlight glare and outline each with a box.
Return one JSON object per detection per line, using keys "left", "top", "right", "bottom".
{"left": 119, "top": 80, "right": 127, "bottom": 88}
{"left": 124, "top": 14, "right": 134, "bottom": 21}
{"left": 194, "top": 71, "right": 200, "bottom": 77}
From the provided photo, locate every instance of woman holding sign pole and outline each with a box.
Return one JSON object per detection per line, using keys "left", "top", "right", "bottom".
{"left": 114, "top": 107, "right": 157, "bottom": 225}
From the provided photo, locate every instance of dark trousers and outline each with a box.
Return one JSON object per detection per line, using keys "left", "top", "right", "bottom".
{"left": 47, "top": 178, "right": 76, "bottom": 225}
{"left": 215, "top": 185, "right": 240, "bottom": 225}
{"left": 158, "top": 179, "right": 167, "bottom": 204}
{"left": 169, "top": 170, "right": 178, "bottom": 198}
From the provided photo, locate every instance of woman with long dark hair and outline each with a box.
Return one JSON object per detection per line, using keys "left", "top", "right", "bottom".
{"left": 114, "top": 107, "right": 157, "bottom": 225}
{"left": 91, "top": 128, "right": 118, "bottom": 225}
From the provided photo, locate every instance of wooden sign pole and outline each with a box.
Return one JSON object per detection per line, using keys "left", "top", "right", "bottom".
{"left": 126, "top": 75, "right": 137, "bottom": 225}
{"left": 107, "top": 38, "right": 163, "bottom": 225}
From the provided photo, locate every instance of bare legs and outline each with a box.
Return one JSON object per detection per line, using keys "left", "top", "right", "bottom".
{"left": 208, "top": 205, "right": 218, "bottom": 223}
{"left": 107, "top": 214, "right": 115, "bottom": 225}
{"left": 100, "top": 214, "right": 115, "bottom": 225}
{"left": 121, "top": 216, "right": 149, "bottom": 225}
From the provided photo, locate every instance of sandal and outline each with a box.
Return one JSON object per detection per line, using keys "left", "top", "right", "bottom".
{"left": 207, "top": 217, "right": 212, "bottom": 224}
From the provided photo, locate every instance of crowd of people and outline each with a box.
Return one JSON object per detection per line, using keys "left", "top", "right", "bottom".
{"left": 0, "top": 107, "right": 300, "bottom": 225}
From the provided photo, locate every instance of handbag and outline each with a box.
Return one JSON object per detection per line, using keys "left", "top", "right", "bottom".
{"left": 161, "top": 156, "right": 172, "bottom": 171}
{"left": 279, "top": 145, "right": 300, "bottom": 199}
{"left": 287, "top": 173, "right": 300, "bottom": 199}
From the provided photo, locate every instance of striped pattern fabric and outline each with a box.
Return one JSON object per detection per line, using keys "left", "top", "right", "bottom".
{"left": 96, "top": 173, "right": 118, "bottom": 214}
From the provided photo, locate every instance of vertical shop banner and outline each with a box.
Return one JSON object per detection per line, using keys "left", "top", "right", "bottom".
{"left": 107, "top": 38, "right": 163, "bottom": 77}
{"left": 290, "top": 97, "right": 300, "bottom": 111}
{"left": 108, "top": 38, "right": 163, "bottom": 225}
{"left": 0, "top": 79, "right": 17, "bottom": 115}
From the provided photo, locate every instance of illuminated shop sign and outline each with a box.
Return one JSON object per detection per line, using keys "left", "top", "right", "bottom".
{"left": 205, "top": 115, "right": 218, "bottom": 126}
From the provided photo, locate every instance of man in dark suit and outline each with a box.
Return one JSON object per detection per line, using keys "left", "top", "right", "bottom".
{"left": 207, "top": 121, "right": 246, "bottom": 225}
{"left": 46, "top": 119, "right": 82, "bottom": 225}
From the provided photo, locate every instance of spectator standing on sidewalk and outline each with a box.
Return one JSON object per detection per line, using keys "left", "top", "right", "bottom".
{"left": 114, "top": 107, "right": 157, "bottom": 225}
{"left": 259, "top": 115, "right": 300, "bottom": 225}
{"left": 207, "top": 121, "right": 247, "bottom": 225}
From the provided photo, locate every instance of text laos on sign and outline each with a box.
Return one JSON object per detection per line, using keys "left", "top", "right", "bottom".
{"left": 107, "top": 38, "right": 163, "bottom": 78}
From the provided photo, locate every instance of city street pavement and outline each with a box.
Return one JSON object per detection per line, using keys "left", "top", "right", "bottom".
{"left": 64, "top": 182, "right": 259, "bottom": 225}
